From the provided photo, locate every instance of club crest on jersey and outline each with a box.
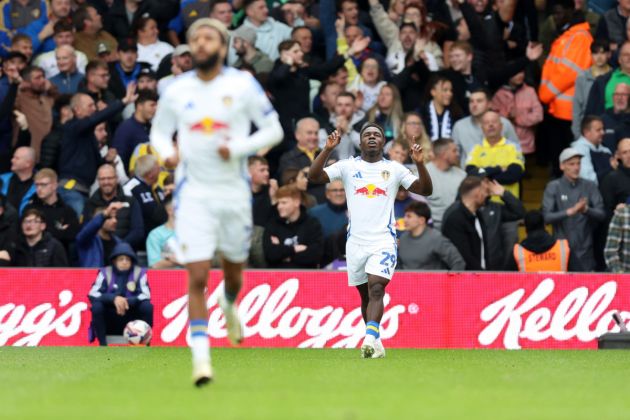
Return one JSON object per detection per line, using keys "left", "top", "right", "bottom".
{"left": 222, "top": 96, "right": 233, "bottom": 107}
{"left": 190, "top": 117, "right": 229, "bottom": 133}
{"left": 354, "top": 184, "right": 387, "bottom": 198}
{"left": 381, "top": 170, "right": 390, "bottom": 181}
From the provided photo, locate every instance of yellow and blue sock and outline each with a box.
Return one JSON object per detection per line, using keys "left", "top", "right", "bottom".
{"left": 190, "top": 319, "right": 210, "bottom": 362}
{"left": 366, "top": 321, "right": 380, "bottom": 339}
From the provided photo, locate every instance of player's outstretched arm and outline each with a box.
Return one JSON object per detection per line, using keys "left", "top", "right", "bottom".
{"left": 408, "top": 143, "right": 433, "bottom": 196}
{"left": 308, "top": 130, "right": 340, "bottom": 184}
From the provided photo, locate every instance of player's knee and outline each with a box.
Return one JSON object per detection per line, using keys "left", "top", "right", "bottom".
{"left": 368, "top": 282, "right": 385, "bottom": 301}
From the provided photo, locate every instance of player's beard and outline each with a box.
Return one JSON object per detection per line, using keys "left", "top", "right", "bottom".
{"left": 193, "top": 51, "right": 221, "bottom": 72}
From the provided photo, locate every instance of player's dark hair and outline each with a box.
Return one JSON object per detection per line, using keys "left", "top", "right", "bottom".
{"left": 360, "top": 122, "right": 385, "bottom": 138}
{"left": 405, "top": 201, "right": 431, "bottom": 221}
{"left": 458, "top": 176, "right": 483, "bottom": 198}
{"left": 581, "top": 115, "right": 603, "bottom": 135}
{"left": 135, "top": 89, "right": 159, "bottom": 106}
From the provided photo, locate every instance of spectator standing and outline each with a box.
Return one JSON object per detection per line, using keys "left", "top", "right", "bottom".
{"left": 571, "top": 115, "right": 613, "bottom": 185}
{"left": 0, "top": 147, "right": 37, "bottom": 215}
{"left": 108, "top": 38, "right": 145, "bottom": 100}
{"left": 111, "top": 89, "right": 157, "bottom": 169}
{"left": 491, "top": 71, "right": 543, "bottom": 156}
{"left": 10, "top": 34, "right": 34, "bottom": 62}
{"left": 123, "top": 154, "right": 166, "bottom": 240}
{"left": 93, "top": 122, "right": 129, "bottom": 192}
{"left": 585, "top": 41, "right": 630, "bottom": 118}
{"left": 80, "top": 60, "right": 117, "bottom": 108}
{"left": 24, "top": 168, "right": 79, "bottom": 253}
{"left": 15, "top": 66, "right": 55, "bottom": 160}
{"left": 442, "top": 176, "right": 488, "bottom": 270}
{"left": 308, "top": 180, "right": 348, "bottom": 239}
{"left": 508, "top": 210, "right": 582, "bottom": 272}
{"left": 572, "top": 40, "right": 611, "bottom": 140}
{"left": 157, "top": 45, "right": 194, "bottom": 95}
{"left": 146, "top": 195, "right": 180, "bottom": 269}
{"left": 452, "top": 88, "right": 520, "bottom": 165}
{"left": 314, "top": 81, "right": 341, "bottom": 128}
{"left": 542, "top": 147, "right": 606, "bottom": 271}
{"left": 48, "top": 45, "right": 84, "bottom": 95}
{"left": 73, "top": 5, "right": 118, "bottom": 61}
{"left": 232, "top": 26, "right": 274, "bottom": 75}
{"left": 14, "top": 208, "right": 68, "bottom": 267}
{"left": 33, "top": 0, "right": 72, "bottom": 54}
{"left": 465, "top": 111, "right": 525, "bottom": 201}
{"left": 0, "top": 0, "right": 47, "bottom": 49}
{"left": 425, "top": 138, "right": 466, "bottom": 230}
{"left": 278, "top": 117, "right": 337, "bottom": 203}
{"left": 364, "top": 83, "right": 404, "bottom": 143}
{"left": 103, "top": 0, "right": 179, "bottom": 41}
{"left": 597, "top": 0, "right": 630, "bottom": 47}
{"left": 57, "top": 85, "right": 136, "bottom": 216}
{"left": 84, "top": 163, "right": 144, "bottom": 250}
{"left": 603, "top": 83, "right": 630, "bottom": 154}
{"left": 398, "top": 201, "right": 465, "bottom": 270}
{"left": 241, "top": 0, "right": 292, "bottom": 61}
{"left": 0, "top": 194, "right": 17, "bottom": 267}
{"left": 88, "top": 242, "right": 153, "bottom": 346}
{"left": 539, "top": 0, "right": 593, "bottom": 175}
{"left": 601, "top": 138, "right": 630, "bottom": 214}
{"left": 605, "top": 205, "right": 630, "bottom": 272}
{"left": 263, "top": 185, "right": 323, "bottom": 268}
{"left": 249, "top": 156, "right": 277, "bottom": 227}
{"left": 34, "top": 21, "right": 89, "bottom": 78}
{"left": 318, "top": 92, "right": 363, "bottom": 160}
{"left": 135, "top": 17, "right": 174, "bottom": 72}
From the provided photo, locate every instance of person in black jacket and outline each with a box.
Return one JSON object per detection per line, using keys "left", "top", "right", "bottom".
{"left": 107, "top": 38, "right": 151, "bottom": 100}
{"left": 122, "top": 154, "right": 166, "bottom": 243}
{"left": 0, "top": 194, "right": 18, "bottom": 267}
{"left": 83, "top": 163, "right": 145, "bottom": 250}
{"left": 14, "top": 209, "right": 68, "bottom": 267}
{"left": 57, "top": 84, "right": 137, "bottom": 217}
{"left": 263, "top": 185, "right": 323, "bottom": 268}
{"left": 601, "top": 138, "right": 630, "bottom": 215}
{"left": 103, "top": 0, "right": 179, "bottom": 42}
{"left": 442, "top": 176, "right": 489, "bottom": 270}
{"left": 24, "top": 169, "right": 80, "bottom": 254}
{"left": 267, "top": 40, "right": 344, "bottom": 162}
{"left": 39, "top": 95, "right": 73, "bottom": 172}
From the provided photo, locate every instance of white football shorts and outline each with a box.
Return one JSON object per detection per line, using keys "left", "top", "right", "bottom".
{"left": 174, "top": 193, "right": 252, "bottom": 264}
{"left": 345, "top": 239, "right": 397, "bottom": 286}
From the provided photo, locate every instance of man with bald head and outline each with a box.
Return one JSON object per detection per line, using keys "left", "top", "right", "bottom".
{"left": 57, "top": 85, "right": 138, "bottom": 216}
{"left": 0, "top": 147, "right": 37, "bottom": 215}
{"left": 49, "top": 45, "right": 84, "bottom": 94}
{"left": 278, "top": 117, "right": 338, "bottom": 203}
{"left": 604, "top": 83, "right": 630, "bottom": 152}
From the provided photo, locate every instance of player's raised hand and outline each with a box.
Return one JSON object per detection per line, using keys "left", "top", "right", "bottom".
{"left": 410, "top": 142, "right": 424, "bottom": 163}
{"left": 325, "top": 130, "right": 341, "bottom": 150}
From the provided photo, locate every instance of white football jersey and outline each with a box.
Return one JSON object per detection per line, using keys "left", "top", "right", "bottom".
{"left": 324, "top": 157, "right": 418, "bottom": 244}
{"left": 150, "top": 67, "right": 283, "bottom": 201}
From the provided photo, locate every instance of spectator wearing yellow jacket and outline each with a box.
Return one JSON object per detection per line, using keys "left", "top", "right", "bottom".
{"left": 465, "top": 111, "right": 525, "bottom": 202}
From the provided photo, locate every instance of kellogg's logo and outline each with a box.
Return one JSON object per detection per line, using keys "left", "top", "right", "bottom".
{"left": 161, "top": 279, "right": 407, "bottom": 348}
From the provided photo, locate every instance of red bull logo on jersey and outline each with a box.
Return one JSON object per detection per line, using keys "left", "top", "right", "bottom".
{"left": 354, "top": 184, "right": 387, "bottom": 198}
{"left": 190, "top": 117, "right": 229, "bottom": 134}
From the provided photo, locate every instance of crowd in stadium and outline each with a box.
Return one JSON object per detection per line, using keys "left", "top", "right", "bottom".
{"left": 0, "top": 0, "right": 629, "bottom": 273}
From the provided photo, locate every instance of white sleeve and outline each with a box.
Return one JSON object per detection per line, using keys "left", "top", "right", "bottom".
{"left": 227, "top": 75, "right": 284, "bottom": 158}
{"left": 395, "top": 162, "right": 418, "bottom": 190}
{"left": 150, "top": 89, "right": 178, "bottom": 160}
{"left": 323, "top": 160, "right": 346, "bottom": 181}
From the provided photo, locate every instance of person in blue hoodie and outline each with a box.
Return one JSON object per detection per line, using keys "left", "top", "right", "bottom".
{"left": 88, "top": 242, "right": 153, "bottom": 346}
{"left": 76, "top": 202, "right": 126, "bottom": 267}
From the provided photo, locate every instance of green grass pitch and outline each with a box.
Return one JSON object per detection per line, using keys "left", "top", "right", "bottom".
{"left": 2, "top": 347, "right": 630, "bottom": 420}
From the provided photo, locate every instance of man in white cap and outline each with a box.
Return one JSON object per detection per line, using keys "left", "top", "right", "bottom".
{"left": 157, "top": 44, "right": 193, "bottom": 95}
{"left": 232, "top": 26, "right": 274, "bottom": 74}
{"left": 150, "top": 18, "right": 283, "bottom": 387}
{"left": 542, "top": 147, "right": 606, "bottom": 271}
